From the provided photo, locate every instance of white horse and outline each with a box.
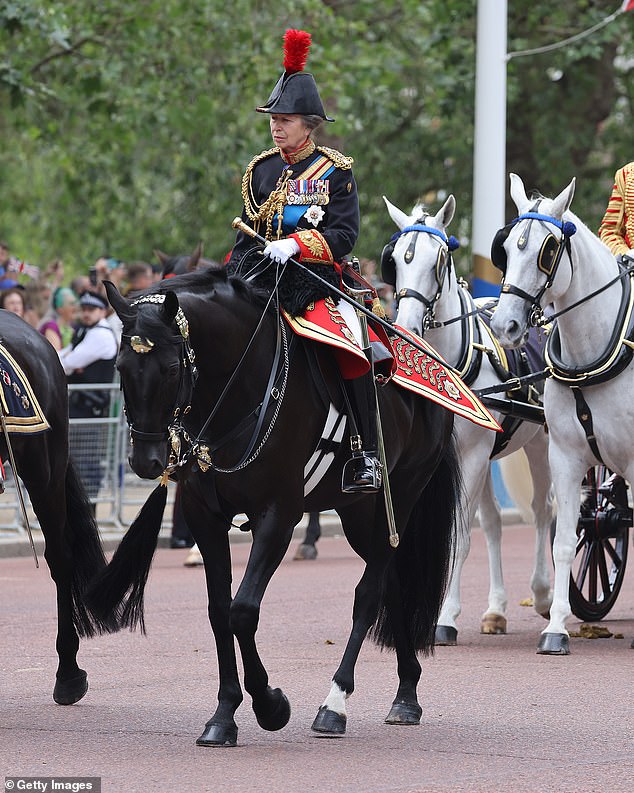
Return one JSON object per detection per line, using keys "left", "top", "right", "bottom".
{"left": 383, "top": 194, "right": 554, "bottom": 644}
{"left": 491, "top": 173, "right": 634, "bottom": 654}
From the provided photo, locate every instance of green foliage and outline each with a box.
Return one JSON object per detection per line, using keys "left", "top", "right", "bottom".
{"left": 0, "top": 0, "right": 632, "bottom": 279}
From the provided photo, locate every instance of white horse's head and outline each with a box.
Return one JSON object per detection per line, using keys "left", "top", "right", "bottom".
{"left": 382, "top": 194, "right": 456, "bottom": 336}
{"left": 490, "top": 173, "right": 577, "bottom": 348}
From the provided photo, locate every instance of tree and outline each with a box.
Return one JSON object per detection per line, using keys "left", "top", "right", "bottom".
{"left": 0, "top": 0, "right": 632, "bottom": 279}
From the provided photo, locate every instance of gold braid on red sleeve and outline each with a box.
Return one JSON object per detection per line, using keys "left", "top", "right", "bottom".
{"left": 290, "top": 230, "right": 334, "bottom": 265}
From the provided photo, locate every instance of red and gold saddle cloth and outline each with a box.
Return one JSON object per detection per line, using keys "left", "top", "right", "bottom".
{"left": 283, "top": 298, "right": 501, "bottom": 432}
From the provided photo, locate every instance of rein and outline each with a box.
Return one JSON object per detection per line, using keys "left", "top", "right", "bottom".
{"left": 125, "top": 264, "right": 292, "bottom": 476}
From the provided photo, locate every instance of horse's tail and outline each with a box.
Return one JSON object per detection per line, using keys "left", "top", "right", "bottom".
{"left": 370, "top": 433, "right": 462, "bottom": 655}
{"left": 64, "top": 458, "right": 120, "bottom": 637}
{"left": 83, "top": 483, "right": 168, "bottom": 634}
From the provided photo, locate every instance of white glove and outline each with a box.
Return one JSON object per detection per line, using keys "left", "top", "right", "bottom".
{"left": 263, "top": 238, "right": 300, "bottom": 264}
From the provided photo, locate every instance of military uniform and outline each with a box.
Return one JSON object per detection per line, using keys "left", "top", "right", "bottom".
{"left": 599, "top": 162, "right": 634, "bottom": 256}
{"left": 229, "top": 28, "right": 381, "bottom": 493}
{"left": 230, "top": 139, "right": 359, "bottom": 272}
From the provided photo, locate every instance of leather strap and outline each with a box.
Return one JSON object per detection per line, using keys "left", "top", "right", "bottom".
{"left": 571, "top": 386, "right": 604, "bottom": 464}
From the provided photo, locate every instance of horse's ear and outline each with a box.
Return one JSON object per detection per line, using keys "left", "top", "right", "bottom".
{"left": 435, "top": 194, "right": 456, "bottom": 229}
{"left": 188, "top": 241, "right": 203, "bottom": 271}
{"left": 103, "top": 280, "right": 135, "bottom": 324}
{"left": 550, "top": 177, "right": 576, "bottom": 220}
{"left": 159, "top": 291, "right": 179, "bottom": 324}
{"left": 509, "top": 173, "right": 529, "bottom": 212}
{"left": 154, "top": 248, "right": 170, "bottom": 265}
{"left": 383, "top": 196, "right": 409, "bottom": 230}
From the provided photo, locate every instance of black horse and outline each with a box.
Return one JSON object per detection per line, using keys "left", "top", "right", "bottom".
{"left": 0, "top": 311, "right": 117, "bottom": 704}
{"left": 154, "top": 241, "right": 217, "bottom": 279}
{"left": 86, "top": 268, "right": 461, "bottom": 746}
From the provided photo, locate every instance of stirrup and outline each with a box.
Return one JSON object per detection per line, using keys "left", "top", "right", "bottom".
{"left": 341, "top": 452, "right": 382, "bottom": 494}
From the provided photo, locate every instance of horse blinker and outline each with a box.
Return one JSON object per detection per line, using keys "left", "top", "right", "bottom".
{"left": 380, "top": 241, "right": 396, "bottom": 286}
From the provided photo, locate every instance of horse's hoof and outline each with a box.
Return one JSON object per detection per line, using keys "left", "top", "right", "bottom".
{"left": 480, "top": 614, "right": 507, "bottom": 635}
{"left": 537, "top": 632, "right": 570, "bottom": 655}
{"left": 196, "top": 721, "right": 238, "bottom": 747}
{"left": 311, "top": 705, "right": 346, "bottom": 736}
{"left": 53, "top": 670, "right": 88, "bottom": 705}
{"left": 253, "top": 687, "right": 291, "bottom": 732}
{"left": 434, "top": 625, "right": 458, "bottom": 646}
{"left": 385, "top": 700, "right": 422, "bottom": 725}
{"left": 293, "top": 543, "right": 318, "bottom": 561}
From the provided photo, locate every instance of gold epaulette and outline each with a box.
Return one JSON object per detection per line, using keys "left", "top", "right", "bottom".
{"left": 316, "top": 146, "right": 354, "bottom": 170}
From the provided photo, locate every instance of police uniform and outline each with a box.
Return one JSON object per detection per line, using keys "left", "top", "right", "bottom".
{"left": 230, "top": 29, "right": 381, "bottom": 493}
{"left": 59, "top": 290, "right": 117, "bottom": 505}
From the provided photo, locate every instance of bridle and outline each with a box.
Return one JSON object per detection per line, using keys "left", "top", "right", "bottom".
{"left": 121, "top": 293, "right": 198, "bottom": 444}
{"left": 122, "top": 271, "right": 291, "bottom": 476}
{"left": 387, "top": 220, "right": 460, "bottom": 330}
{"left": 497, "top": 207, "right": 577, "bottom": 327}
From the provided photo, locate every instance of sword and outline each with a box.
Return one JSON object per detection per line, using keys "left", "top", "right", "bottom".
{"left": 348, "top": 275, "right": 399, "bottom": 549}
{"left": 231, "top": 218, "right": 460, "bottom": 375}
{"left": 0, "top": 408, "right": 39, "bottom": 567}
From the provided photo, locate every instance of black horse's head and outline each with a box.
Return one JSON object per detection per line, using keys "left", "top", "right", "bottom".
{"left": 154, "top": 241, "right": 217, "bottom": 280}
{"left": 105, "top": 281, "right": 197, "bottom": 479}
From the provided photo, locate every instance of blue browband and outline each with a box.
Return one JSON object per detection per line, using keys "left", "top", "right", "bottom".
{"left": 513, "top": 212, "right": 577, "bottom": 238}
{"left": 391, "top": 223, "right": 460, "bottom": 251}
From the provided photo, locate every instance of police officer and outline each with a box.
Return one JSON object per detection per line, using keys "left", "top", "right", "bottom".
{"left": 59, "top": 290, "right": 118, "bottom": 509}
{"left": 229, "top": 29, "right": 380, "bottom": 493}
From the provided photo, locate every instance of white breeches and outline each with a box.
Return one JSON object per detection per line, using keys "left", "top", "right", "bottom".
{"left": 336, "top": 298, "right": 363, "bottom": 347}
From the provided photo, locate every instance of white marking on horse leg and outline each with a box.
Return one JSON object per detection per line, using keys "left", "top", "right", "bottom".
{"left": 321, "top": 680, "right": 348, "bottom": 717}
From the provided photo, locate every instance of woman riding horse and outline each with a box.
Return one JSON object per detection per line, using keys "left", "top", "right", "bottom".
{"left": 229, "top": 28, "right": 380, "bottom": 493}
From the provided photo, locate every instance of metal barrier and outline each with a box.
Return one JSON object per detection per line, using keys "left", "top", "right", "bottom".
{"left": 0, "top": 381, "right": 176, "bottom": 536}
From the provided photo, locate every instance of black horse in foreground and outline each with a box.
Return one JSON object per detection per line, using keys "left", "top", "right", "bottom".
{"left": 86, "top": 268, "right": 461, "bottom": 746}
{"left": 0, "top": 311, "right": 117, "bottom": 704}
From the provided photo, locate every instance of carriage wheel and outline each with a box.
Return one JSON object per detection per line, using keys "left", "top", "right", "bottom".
{"left": 565, "top": 466, "right": 632, "bottom": 621}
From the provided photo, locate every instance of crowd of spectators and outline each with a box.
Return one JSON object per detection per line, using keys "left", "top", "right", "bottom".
{"left": 0, "top": 241, "right": 163, "bottom": 513}
{"left": 0, "top": 242, "right": 162, "bottom": 343}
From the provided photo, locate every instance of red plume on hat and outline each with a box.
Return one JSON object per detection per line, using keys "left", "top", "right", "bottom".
{"left": 283, "top": 29, "right": 311, "bottom": 74}
{"left": 256, "top": 28, "right": 334, "bottom": 122}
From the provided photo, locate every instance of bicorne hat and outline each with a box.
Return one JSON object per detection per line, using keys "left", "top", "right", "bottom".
{"left": 256, "top": 29, "right": 334, "bottom": 122}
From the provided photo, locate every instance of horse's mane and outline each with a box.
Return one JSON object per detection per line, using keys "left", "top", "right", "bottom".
{"left": 135, "top": 266, "right": 272, "bottom": 310}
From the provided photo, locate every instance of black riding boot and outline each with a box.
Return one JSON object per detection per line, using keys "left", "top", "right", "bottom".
{"left": 341, "top": 373, "right": 382, "bottom": 493}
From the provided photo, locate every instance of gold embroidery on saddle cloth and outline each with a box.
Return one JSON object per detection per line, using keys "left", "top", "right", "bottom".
{"left": 0, "top": 343, "right": 49, "bottom": 433}
{"left": 395, "top": 339, "right": 446, "bottom": 392}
